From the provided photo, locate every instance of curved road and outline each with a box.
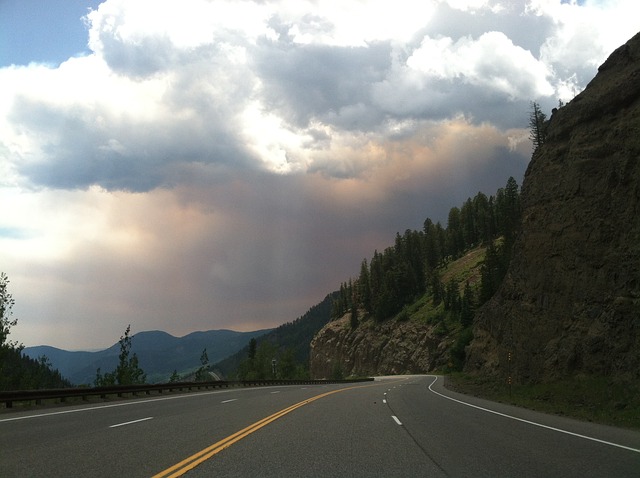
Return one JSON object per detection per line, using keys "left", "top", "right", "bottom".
{"left": 1, "top": 376, "right": 638, "bottom": 477}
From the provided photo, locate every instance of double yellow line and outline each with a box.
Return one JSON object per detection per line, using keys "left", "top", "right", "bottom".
{"left": 152, "top": 383, "right": 378, "bottom": 477}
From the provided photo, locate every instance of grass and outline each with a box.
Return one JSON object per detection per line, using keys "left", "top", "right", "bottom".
{"left": 441, "top": 246, "right": 486, "bottom": 287}
{"left": 447, "top": 373, "right": 640, "bottom": 430}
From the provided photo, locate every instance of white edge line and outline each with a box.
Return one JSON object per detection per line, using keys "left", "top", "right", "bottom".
{"left": 392, "top": 415, "right": 402, "bottom": 425}
{"left": 427, "top": 376, "right": 640, "bottom": 454}
{"left": 0, "top": 391, "right": 221, "bottom": 423}
{"left": 109, "top": 416, "right": 153, "bottom": 428}
{"left": 0, "top": 384, "right": 290, "bottom": 423}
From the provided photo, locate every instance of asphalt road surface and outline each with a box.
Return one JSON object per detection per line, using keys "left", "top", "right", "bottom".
{"left": 1, "top": 375, "right": 638, "bottom": 477}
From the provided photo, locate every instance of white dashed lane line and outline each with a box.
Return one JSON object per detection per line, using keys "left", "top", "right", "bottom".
{"left": 109, "top": 417, "right": 153, "bottom": 428}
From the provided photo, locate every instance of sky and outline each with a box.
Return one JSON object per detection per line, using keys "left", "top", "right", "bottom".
{"left": 1, "top": 0, "right": 639, "bottom": 351}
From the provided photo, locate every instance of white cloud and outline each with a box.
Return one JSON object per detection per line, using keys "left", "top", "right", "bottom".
{"left": 2, "top": 0, "right": 638, "bottom": 192}
{"left": 532, "top": 0, "right": 640, "bottom": 81}
{"left": 407, "top": 31, "right": 554, "bottom": 98}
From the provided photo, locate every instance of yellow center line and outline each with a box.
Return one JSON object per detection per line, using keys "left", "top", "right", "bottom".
{"left": 152, "top": 381, "right": 393, "bottom": 478}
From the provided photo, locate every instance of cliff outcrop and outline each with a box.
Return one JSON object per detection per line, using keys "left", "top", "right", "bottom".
{"left": 310, "top": 315, "right": 453, "bottom": 379}
{"left": 465, "top": 32, "right": 640, "bottom": 383}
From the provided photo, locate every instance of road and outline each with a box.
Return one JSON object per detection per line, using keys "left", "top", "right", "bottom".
{"left": 1, "top": 376, "right": 638, "bottom": 477}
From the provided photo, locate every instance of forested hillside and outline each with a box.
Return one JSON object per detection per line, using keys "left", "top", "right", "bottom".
{"left": 213, "top": 292, "right": 337, "bottom": 379}
{"left": 330, "top": 176, "right": 521, "bottom": 327}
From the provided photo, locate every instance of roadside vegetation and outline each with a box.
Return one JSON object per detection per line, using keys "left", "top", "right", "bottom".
{"left": 447, "top": 373, "right": 640, "bottom": 430}
{"left": 94, "top": 324, "right": 147, "bottom": 386}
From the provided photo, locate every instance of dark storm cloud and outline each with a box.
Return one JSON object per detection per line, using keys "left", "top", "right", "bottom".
{"left": 425, "top": 1, "right": 555, "bottom": 54}
{"left": 253, "top": 39, "right": 391, "bottom": 130}
{"left": 99, "top": 32, "right": 177, "bottom": 78}
{"left": 11, "top": 85, "right": 256, "bottom": 191}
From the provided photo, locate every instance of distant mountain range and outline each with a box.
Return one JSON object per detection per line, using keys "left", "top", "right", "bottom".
{"left": 23, "top": 329, "right": 271, "bottom": 385}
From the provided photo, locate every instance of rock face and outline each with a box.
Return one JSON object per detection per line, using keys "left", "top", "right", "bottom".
{"left": 465, "top": 32, "right": 640, "bottom": 383}
{"left": 310, "top": 316, "right": 452, "bottom": 379}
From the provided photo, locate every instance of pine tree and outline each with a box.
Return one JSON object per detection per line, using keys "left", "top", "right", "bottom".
{"left": 460, "top": 281, "right": 474, "bottom": 327}
{"left": 529, "top": 101, "right": 547, "bottom": 152}
{"left": 0, "top": 272, "right": 20, "bottom": 354}
{"left": 248, "top": 338, "right": 257, "bottom": 361}
{"left": 195, "top": 348, "right": 210, "bottom": 381}
{"left": 480, "top": 241, "right": 502, "bottom": 304}
{"left": 95, "top": 325, "right": 146, "bottom": 386}
{"left": 358, "top": 259, "right": 372, "bottom": 312}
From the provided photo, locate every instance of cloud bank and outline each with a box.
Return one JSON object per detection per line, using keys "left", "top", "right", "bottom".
{"left": 1, "top": 0, "right": 638, "bottom": 349}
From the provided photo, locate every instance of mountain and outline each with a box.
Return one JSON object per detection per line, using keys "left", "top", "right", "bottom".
{"left": 23, "top": 328, "right": 271, "bottom": 385}
{"left": 213, "top": 292, "right": 337, "bottom": 378}
{"left": 465, "top": 32, "right": 640, "bottom": 385}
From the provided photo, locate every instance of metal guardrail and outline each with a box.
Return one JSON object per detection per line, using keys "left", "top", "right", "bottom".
{"left": 0, "top": 378, "right": 374, "bottom": 409}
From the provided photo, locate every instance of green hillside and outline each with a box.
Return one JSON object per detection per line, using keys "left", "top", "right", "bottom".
{"left": 213, "top": 292, "right": 337, "bottom": 379}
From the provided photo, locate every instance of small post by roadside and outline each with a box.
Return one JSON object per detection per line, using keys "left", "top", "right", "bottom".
{"left": 507, "top": 350, "right": 512, "bottom": 398}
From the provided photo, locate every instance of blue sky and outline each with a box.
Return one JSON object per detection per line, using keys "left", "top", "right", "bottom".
{"left": 1, "top": 0, "right": 639, "bottom": 350}
{"left": 0, "top": 0, "right": 103, "bottom": 66}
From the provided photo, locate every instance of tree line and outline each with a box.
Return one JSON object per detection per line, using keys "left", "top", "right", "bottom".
{"left": 215, "top": 292, "right": 336, "bottom": 379}
{"left": 331, "top": 176, "right": 521, "bottom": 324}
{"left": 236, "top": 338, "right": 307, "bottom": 380}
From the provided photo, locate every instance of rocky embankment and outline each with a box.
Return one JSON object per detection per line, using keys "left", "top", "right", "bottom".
{"left": 310, "top": 315, "right": 453, "bottom": 379}
{"left": 465, "top": 32, "right": 640, "bottom": 384}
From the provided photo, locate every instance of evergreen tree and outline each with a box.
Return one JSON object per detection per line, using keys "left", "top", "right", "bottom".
{"left": 195, "top": 348, "right": 210, "bottom": 381}
{"left": 358, "top": 259, "right": 372, "bottom": 312}
{"left": 0, "top": 272, "right": 20, "bottom": 354}
{"left": 278, "top": 348, "right": 296, "bottom": 379}
{"left": 502, "top": 176, "right": 521, "bottom": 248}
{"left": 238, "top": 341, "right": 278, "bottom": 380}
{"left": 446, "top": 207, "right": 464, "bottom": 258}
{"left": 479, "top": 241, "right": 505, "bottom": 304}
{"left": 529, "top": 101, "right": 547, "bottom": 152}
{"left": 473, "top": 192, "right": 493, "bottom": 244}
{"left": 444, "top": 278, "right": 460, "bottom": 312}
{"left": 430, "top": 271, "right": 444, "bottom": 306}
{"left": 248, "top": 338, "right": 257, "bottom": 361}
{"left": 350, "top": 306, "right": 359, "bottom": 329}
{"left": 460, "top": 198, "right": 477, "bottom": 248}
{"left": 423, "top": 218, "right": 441, "bottom": 268}
{"left": 95, "top": 325, "right": 146, "bottom": 386}
{"left": 460, "top": 281, "right": 474, "bottom": 327}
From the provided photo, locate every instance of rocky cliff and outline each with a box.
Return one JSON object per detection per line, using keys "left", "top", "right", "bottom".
{"left": 310, "top": 315, "right": 453, "bottom": 379}
{"left": 465, "top": 32, "right": 640, "bottom": 384}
